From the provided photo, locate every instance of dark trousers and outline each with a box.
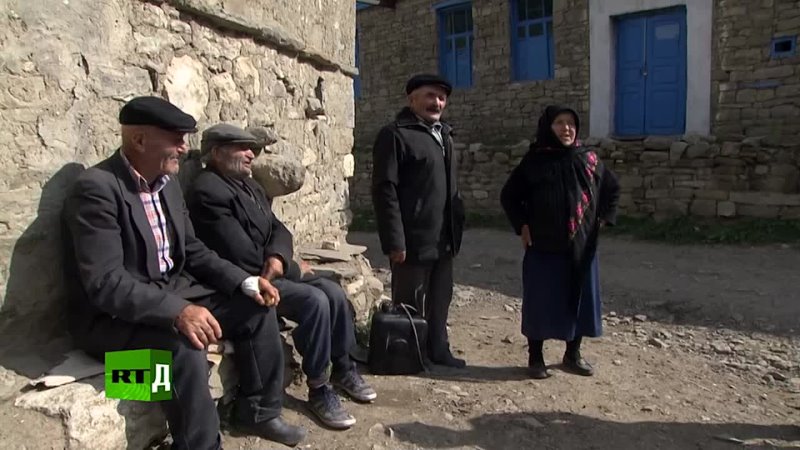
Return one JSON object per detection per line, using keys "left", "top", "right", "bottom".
{"left": 274, "top": 277, "right": 355, "bottom": 386}
{"left": 83, "top": 290, "right": 284, "bottom": 450}
{"left": 390, "top": 255, "right": 454, "bottom": 359}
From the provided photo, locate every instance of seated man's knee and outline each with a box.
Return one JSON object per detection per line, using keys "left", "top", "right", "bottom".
{"left": 305, "top": 287, "right": 330, "bottom": 317}
{"left": 130, "top": 329, "right": 210, "bottom": 377}
{"left": 172, "top": 335, "right": 211, "bottom": 370}
{"left": 315, "top": 279, "right": 349, "bottom": 310}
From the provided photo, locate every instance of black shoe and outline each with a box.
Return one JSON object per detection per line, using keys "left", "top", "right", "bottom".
{"left": 528, "top": 360, "right": 552, "bottom": 379}
{"left": 235, "top": 416, "right": 307, "bottom": 447}
{"left": 430, "top": 351, "right": 466, "bottom": 369}
{"left": 562, "top": 354, "right": 595, "bottom": 376}
{"left": 308, "top": 384, "right": 356, "bottom": 429}
{"left": 332, "top": 368, "right": 377, "bottom": 403}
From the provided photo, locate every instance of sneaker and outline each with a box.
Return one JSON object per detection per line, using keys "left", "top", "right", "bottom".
{"left": 332, "top": 368, "right": 377, "bottom": 403}
{"left": 308, "top": 384, "right": 356, "bottom": 429}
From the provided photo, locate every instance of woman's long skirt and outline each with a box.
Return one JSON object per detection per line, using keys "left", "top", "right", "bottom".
{"left": 521, "top": 249, "right": 602, "bottom": 341}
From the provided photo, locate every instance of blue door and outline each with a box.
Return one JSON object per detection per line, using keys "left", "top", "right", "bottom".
{"left": 614, "top": 9, "right": 686, "bottom": 136}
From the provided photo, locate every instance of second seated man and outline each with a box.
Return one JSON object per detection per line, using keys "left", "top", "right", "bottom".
{"left": 186, "top": 123, "right": 376, "bottom": 431}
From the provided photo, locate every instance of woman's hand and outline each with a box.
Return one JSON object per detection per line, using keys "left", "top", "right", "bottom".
{"left": 520, "top": 224, "right": 532, "bottom": 248}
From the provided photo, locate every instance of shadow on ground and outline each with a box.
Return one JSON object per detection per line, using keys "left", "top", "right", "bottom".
{"left": 390, "top": 411, "right": 800, "bottom": 450}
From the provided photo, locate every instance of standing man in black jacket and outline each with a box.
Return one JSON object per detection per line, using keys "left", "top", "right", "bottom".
{"left": 187, "top": 124, "right": 376, "bottom": 431}
{"left": 371, "top": 74, "right": 466, "bottom": 368}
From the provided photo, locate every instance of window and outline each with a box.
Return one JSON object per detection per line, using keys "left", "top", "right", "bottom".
{"left": 511, "top": 0, "right": 554, "bottom": 80}
{"left": 354, "top": 27, "right": 362, "bottom": 99}
{"left": 771, "top": 36, "right": 797, "bottom": 59}
{"left": 437, "top": 2, "right": 474, "bottom": 88}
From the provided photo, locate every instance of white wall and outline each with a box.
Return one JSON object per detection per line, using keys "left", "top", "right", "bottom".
{"left": 588, "top": 0, "right": 713, "bottom": 137}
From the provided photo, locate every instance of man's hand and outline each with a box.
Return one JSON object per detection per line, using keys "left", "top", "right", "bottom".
{"left": 176, "top": 304, "right": 222, "bottom": 350}
{"left": 520, "top": 224, "right": 532, "bottom": 248}
{"left": 250, "top": 276, "right": 280, "bottom": 307}
{"left": 389, "top": 250, "right": 406, "bottom": 264}
{"left": 300, "top": 260, "right": 314, "bottom": 275}
{"left": 260, "top": 256, "right": 284, "bottom": 280}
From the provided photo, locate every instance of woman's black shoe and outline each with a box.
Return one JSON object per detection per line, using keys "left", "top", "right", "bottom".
{"left": 527, "top": 361, "right": 552, "bottom": 379}
{"left": 562, "top": 355, "right": 594, "bottom": 376}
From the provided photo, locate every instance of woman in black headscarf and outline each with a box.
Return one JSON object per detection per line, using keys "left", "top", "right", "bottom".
{"left": 500, "top": 105, "right": 620, "bottom": 379}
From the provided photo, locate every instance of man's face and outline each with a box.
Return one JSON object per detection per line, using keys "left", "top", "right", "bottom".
{"left": 212, "top": 143, "right": 256, "bottom": 178}
{"left": 140, "top": 127, "right": 189, "bottom": 177}
{"left": 408, "top": 85, "right": 448, "bottom": 123}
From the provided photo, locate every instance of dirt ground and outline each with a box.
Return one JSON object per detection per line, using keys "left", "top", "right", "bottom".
{"left": 1, "top": 229, "right": 799, "bottom": 449}
{"left": 222, "top": 230, "right": 800, "bottom": 450}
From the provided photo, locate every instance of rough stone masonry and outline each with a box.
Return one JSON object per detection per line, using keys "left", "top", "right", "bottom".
{"left": 0, "top": 1, "right": 382, "bottom": 447}
{"left": 0, "top": 0, "right": 365, "bottom": 341}
{"left": 351, "top": 0, "right": 800, "bottom": 219}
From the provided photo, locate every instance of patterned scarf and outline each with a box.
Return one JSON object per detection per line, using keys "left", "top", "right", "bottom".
{"left": 531, "top": 105, "right": 603, "bottom": 307}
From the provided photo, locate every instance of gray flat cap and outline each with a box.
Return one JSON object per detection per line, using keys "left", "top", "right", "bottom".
{"left": 201, "top": 123, "right": 260, "bottom": 156}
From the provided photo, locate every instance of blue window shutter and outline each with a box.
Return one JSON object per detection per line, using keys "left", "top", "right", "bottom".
{"left": 438, "top": 3, "right": 473, "bottom": 88}
{"left": 511, "top": 0, "right": 554, "bottom": 81}
{"left": 354, "top": 27, "right": 361, "bottom": 99}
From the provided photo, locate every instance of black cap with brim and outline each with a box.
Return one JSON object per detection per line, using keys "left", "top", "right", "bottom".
{"left": 201, "top": 123, "right": 261, "bottom": 156}
{"left": 405, "top": 74, "right": 453, "bottom": 96}
{"left": 119, "top": 96, "right": 198, "bottom": 133}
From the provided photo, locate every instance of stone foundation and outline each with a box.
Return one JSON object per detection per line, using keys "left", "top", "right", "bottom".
{"left": 351, "top": 135, "right": 800, "bottom": 220}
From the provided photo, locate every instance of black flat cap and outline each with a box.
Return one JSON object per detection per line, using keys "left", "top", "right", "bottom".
{"left": 119, "top": 96, "right": 197, "bottom": 132}
{"left": 405, "top": 74, "right": 452, "bottom": 96}
{"left": 201, "top": 123, "right": 260, "bottom": 156}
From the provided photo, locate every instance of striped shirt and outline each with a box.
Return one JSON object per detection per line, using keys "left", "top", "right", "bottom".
{"left": 121, "top": 152, "right": 174, "bottom": 275}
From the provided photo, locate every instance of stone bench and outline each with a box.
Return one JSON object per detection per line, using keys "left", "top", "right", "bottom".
{"left": 11, "top": 248, "right": 384, "bottom": 449}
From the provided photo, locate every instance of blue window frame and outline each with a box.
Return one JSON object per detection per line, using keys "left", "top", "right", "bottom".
{"left": 354, "top": 27, "right": 362, "bottom": 99}
{"left": 356, "top": 1, "right": 372, "bottom": 10}
{"left": 437, "top": 1, "right": 474, "bottom": 88}
{"left": 771, "top": 35, "right": 797, "bottom": 59}
{"left": 510, "top": 0, "right": 554, "bottom": 81}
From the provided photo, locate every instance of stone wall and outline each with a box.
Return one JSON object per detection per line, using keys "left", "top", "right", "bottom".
{"left": 0, "top": 0, "right": 357, "bottom": 343}
{"left": 352, "top": 135, "right": 800, "bottom": 220}
{"left": 352, "top": 0, "right": 800, "bottom": 221}
{"left": 355, "top": 0, "right": 590, "bottom": 146}
{"left": 712, "top": 0, "right": 800, "bottom": 139}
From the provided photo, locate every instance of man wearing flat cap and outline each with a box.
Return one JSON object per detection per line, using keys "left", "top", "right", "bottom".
{"left": 62, "top": 96, "right": 306, "bottom": 449}
{"left": 187, "top": 123, "right": 376, "bottom": 430}
{"left": 371, "top": 74, "right": 467, "bottom": 368}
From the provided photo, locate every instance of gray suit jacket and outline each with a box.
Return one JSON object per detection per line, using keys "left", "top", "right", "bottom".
{"left": 62, "top": 150, "right": 250, "bottom": 353}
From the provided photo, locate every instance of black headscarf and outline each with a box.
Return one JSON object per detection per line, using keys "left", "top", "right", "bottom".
{"left": 533, "top": 104, "right": 581, "bottom": 150}
{"left": 528, "top": 105, "right": 601, "bottom": 310}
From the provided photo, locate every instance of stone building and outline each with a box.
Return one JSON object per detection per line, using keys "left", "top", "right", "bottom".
{"left": 0, "top": 0, "right": 380, "bottom": 447}
{"left": 352, "top": 0, "right": 800, "bottom": 220}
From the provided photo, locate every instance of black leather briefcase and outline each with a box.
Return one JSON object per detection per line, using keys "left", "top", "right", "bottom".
{"left": 367, "top": 301, "right": 428, "bottom": 375}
